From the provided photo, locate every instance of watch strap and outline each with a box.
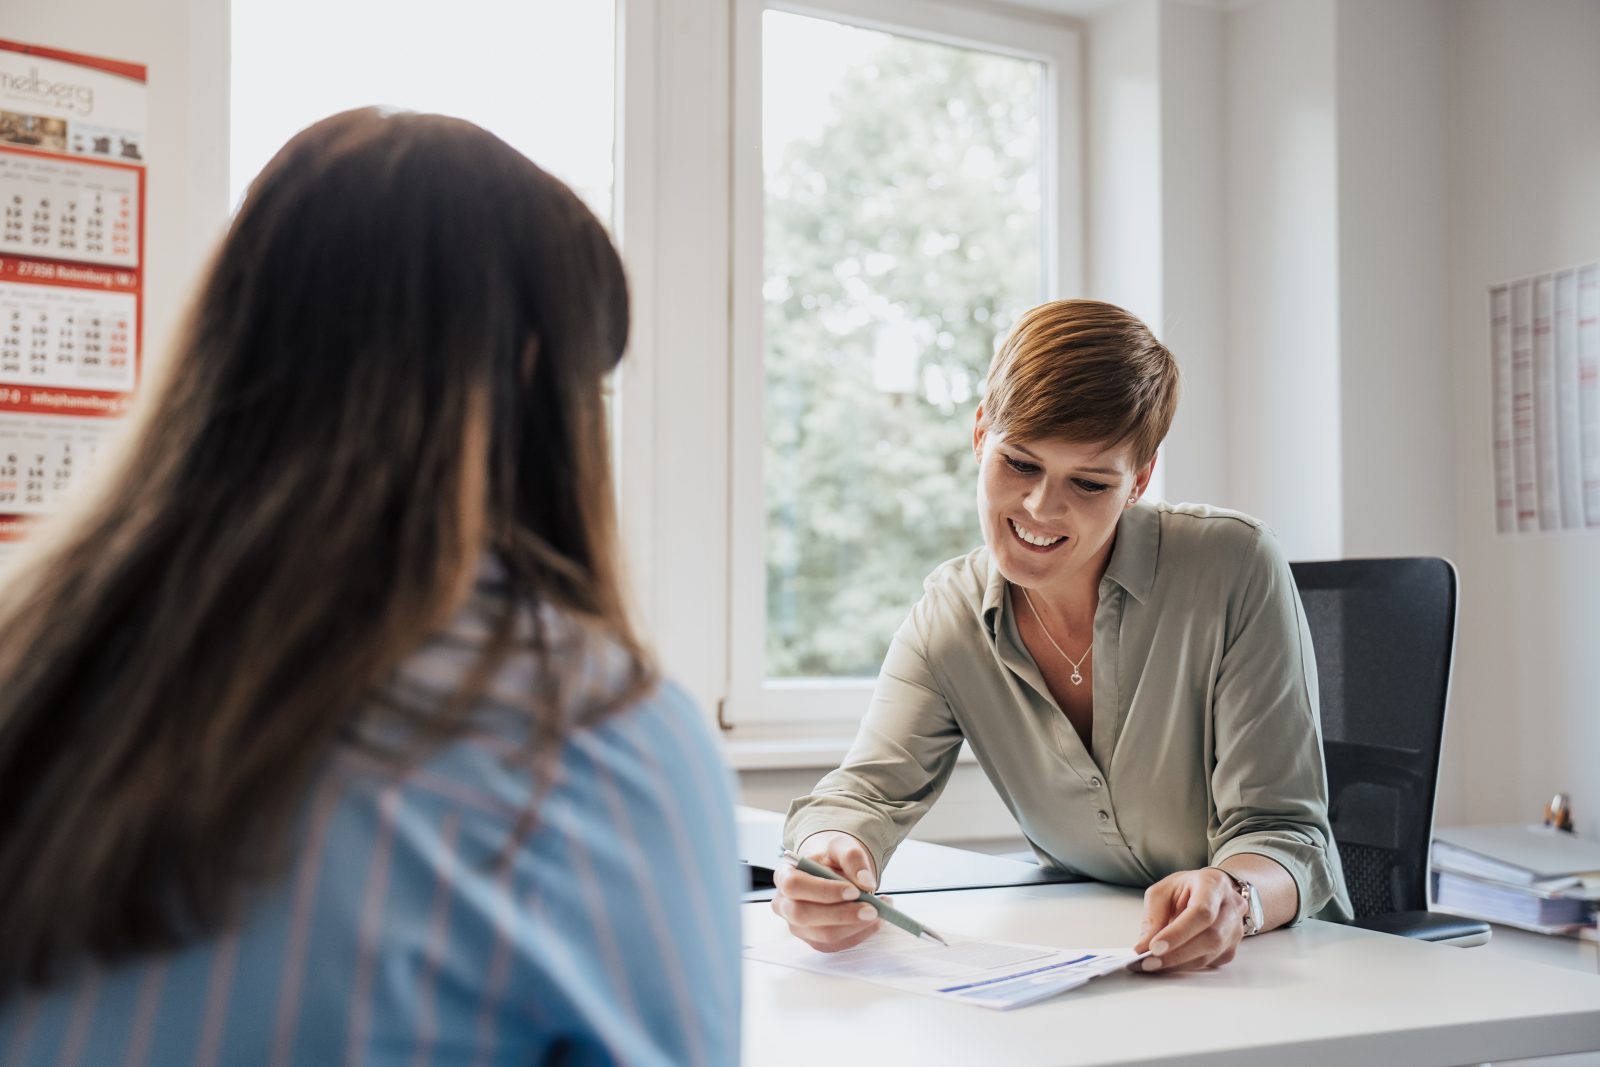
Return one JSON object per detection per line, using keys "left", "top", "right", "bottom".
{"left": 1206, "top": 865, "right": 1263, "bottom": 936}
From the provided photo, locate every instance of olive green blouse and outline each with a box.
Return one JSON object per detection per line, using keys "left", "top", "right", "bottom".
{"left": 785, "top": 501, "right": 1354, "bottom": 924}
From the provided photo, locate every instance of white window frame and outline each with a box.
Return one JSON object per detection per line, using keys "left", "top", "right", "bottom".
{"left": 613, "top": 0, "right": 738, "bottom": 730}
{"left": 723, "top": 0, "right": 1083, "bottom": 731}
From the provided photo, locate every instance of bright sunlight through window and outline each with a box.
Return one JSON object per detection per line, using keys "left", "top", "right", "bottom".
{"left": 230, "top": 1, "right": 615, "bottom": 225}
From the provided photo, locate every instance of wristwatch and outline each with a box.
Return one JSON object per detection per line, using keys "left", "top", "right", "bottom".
{"left": 1210, "top": 866, "right": 1264, "bottom": 936}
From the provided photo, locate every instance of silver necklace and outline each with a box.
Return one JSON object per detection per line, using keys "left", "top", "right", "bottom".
{"left": 1019, "top": 585, "right": 1091, "bottom": 685}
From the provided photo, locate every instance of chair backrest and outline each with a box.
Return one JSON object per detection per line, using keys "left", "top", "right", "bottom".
{"left": 1289, "top": 557, "right": 1456, "bottom": 920}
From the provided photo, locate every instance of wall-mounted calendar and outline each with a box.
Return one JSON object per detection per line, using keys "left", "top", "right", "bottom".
{"left": 1490, "top": 262, "right": 1600, "bottom": 534}
{"left": 0, "top": 39, "right": 145, "bottom": 558}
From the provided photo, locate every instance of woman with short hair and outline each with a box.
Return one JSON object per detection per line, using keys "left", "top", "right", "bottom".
{"left": 0, "top": 108, "right": 739, "bottom": 1065}
{"left": 776, "top": 299, "right": 1353, "bottom": 972}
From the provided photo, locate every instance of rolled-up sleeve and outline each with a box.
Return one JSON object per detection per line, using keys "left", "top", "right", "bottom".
{"left": 783, "top": 601, "right": 965, "bottom": 877}
{"left": 1207, "top": 527, "right": 1351, "bottom": 924}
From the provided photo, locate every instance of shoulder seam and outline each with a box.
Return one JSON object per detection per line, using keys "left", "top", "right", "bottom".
{"left": 1155, "top": 503, "right": 1264, "bottom": 531}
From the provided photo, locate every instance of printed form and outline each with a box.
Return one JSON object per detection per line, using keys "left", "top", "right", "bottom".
{"left": 744, "top": 931, "right": 1145, "bottom": 1010}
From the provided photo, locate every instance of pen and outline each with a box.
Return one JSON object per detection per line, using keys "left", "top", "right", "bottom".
{"left": 779, "top": 849, "right": 949, "bottom": 946}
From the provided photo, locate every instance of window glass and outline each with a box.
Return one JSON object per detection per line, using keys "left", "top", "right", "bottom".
{"left": 231, "top": 1, "right": 615, "bottom": 224}
{"left": 762, "top": 11, "right": 1046, "bottom": 678}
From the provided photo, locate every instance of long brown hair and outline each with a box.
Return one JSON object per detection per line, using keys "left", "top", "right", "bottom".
{"left": 0, "top": 108, "right": 650, "bottom": 993}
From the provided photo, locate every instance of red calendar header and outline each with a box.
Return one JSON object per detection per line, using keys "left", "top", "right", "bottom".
{"left": 0, "top": 386, "right": 131, "bottom": 417}
{"left": 0, "top": 254, "right": 138, "bottom": 293}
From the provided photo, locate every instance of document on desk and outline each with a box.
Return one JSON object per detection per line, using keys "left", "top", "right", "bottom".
{"left": 743, "top": 930, "right": 1146, "bottom": 1010}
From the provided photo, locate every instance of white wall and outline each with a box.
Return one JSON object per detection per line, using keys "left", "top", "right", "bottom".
{"left": 1443, "top": 0, "right": 1600, "bottom": 828}
{"left": 1333, "top": 0, "right": 1454, "bottom": 560}
{"left": 1087, "top": 0, "right": 1345, "bottom": 560}
{"left": 1085, "top": 0, "right": 1162, "bottom": 327}
{"left": 1103, "top": 0, "right": 1454, "bottom": 563}
{"left": 1084, "top": 0, "right": 1231, "bottom": 509}
{"left": 1224, "top": 0, "right": 1342, "bottom": 561}
{"left": 7, "top": 0, "right": 231, "bottom": 372}
{"left": 1156, "top": 0, "right": 1227, "bottom": 508}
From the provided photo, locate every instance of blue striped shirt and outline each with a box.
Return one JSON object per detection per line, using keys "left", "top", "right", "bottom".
{"left": 0, "top": 588, "right": 742, "bottom": 1066}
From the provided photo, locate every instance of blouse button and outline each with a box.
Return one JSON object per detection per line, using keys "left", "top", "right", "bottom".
{"left": 1089, "top": 776, "right": 1103, "bottom": 790}
{"left": 1096, "top": 810, "right": 1110, "bottom": 824}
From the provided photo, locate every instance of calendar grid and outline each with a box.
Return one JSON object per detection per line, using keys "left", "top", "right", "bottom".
{"left": 0, "top": 152, "right": 140, "bottom": 269}
{"left": 0, "top": 414, "right": 115, "bottom": 515}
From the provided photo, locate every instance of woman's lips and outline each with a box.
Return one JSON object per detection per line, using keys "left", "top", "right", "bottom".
{"left": 1008, "top": 517, "right": 1068, "bottom": 553}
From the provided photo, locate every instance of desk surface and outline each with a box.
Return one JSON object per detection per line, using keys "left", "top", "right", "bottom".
{"left": 739, "top": 808, "right": 1600, "bottom": 1067}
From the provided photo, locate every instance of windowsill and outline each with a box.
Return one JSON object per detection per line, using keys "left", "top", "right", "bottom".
{"left": 723, "top": 732, "right": 981, "bottom": 771}
{"left": 723, "top": 735, "right": 857, "bottom": 770}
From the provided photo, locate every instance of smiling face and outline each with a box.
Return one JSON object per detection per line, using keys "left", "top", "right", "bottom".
{"left": 974, "top": 419, "right": 1154, "bottom": 598}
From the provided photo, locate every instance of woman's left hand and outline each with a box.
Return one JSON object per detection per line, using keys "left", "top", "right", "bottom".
{"left": 1132, "top": 867, "right": 1247, "bottom": 972}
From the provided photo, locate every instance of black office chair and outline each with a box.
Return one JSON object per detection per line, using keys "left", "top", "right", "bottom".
{"left": 1291, "top": 557, "right": 1491, "bottom": 946}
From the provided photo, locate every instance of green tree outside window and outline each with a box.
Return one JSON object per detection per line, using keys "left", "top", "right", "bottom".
{"left": 764, "top": 20, "right": 1046, "bottom": 678}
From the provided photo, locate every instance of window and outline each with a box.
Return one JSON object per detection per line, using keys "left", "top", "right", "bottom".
{"left": 229, "top": 0, "right": 627, "bottom": 567}
{"left": 222, "top": 0, "right": 1079, "bottom": 737}
{"left": 229, "top": 0, "right": 616, "bottom": 225}
{"left": 728, "top": 0, "right": 1080, "bottom": 725}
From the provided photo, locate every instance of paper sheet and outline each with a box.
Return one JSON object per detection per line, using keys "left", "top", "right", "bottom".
{"left": 743, "top": 929, "right": 1146, "bottom": 1010}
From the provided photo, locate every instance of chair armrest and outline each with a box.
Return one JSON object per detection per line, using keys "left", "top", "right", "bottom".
{"left": 1351, "top": 910, "right": 1492, "bottom": 947}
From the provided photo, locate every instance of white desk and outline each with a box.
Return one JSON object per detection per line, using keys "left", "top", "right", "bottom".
{"left": 741, "top": 821, "right": 1600, "bottom": 1066}
{"left": 1482, "top": 922, "right": 1600, "bottom": 975}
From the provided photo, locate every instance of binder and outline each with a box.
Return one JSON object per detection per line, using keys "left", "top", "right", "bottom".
{"left": 1432, "top": 823, "right": 1600, "bottom": 887}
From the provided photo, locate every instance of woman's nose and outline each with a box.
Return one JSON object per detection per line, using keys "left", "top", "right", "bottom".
{"left": 1025, "top": 481, "right": 1068, "bottom": 521}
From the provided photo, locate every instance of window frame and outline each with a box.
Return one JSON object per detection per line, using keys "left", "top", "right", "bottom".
{"left": 612, "top": 0, "right": 739, "bottom": 733}
{"left": 722, "top": 0, "right": 1083, "bottom": 730}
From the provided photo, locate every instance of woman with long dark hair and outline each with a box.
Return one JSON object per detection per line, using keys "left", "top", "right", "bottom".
{"left": 0, "top": 108, "right": 740, "bottom": 1065}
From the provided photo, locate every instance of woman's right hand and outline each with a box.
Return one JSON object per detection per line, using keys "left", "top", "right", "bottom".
{"left": 771, "top": 831, "right": 882, "bottom": 952}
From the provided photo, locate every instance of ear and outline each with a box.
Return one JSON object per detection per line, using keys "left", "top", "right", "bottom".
{"left": 972, "top": 405, "right": 987, "bottom": 461}
{"left": 1132, "top": 453, "right": 1157, "bottom": 499}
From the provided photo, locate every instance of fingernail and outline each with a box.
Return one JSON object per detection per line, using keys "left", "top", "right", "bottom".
{"left": 856, "top": 870, "right": 876, "bottom": 890}
{"left": 857, "top": 905, "right": 876, "bottom": 921}
{"left": 839, "top": 887, "right": 859, "bottom": 901}
{"left": 1151, "top": 940, "right": 1169, "bottom": 955}
{"left": 1142, "top": 958, "right": 1163, "bottom": 971}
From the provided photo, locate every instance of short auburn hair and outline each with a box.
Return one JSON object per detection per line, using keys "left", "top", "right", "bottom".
{"left": 980, "top": 299, "right": 1179, "bottom": 464}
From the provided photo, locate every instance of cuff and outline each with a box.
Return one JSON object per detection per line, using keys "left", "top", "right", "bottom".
{"left": 783, "top": 800, "right": 898, "bottom": 879}
{"left": 1211, "top": 832, "right": 1336, "bottom": 926}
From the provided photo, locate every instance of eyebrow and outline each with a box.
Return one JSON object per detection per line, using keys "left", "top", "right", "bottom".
{"left": 1006, "top": 442, "right": 1121, "bottom": 476}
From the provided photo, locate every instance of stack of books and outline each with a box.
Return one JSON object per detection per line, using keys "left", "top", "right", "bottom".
{"left": 1431, "top": 824, "right": 1600, "bottom": 934}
